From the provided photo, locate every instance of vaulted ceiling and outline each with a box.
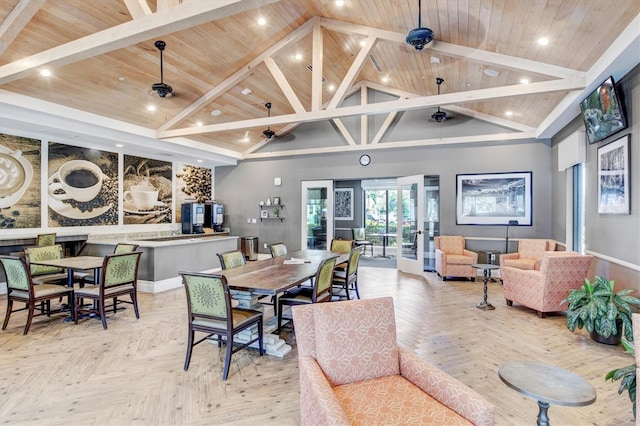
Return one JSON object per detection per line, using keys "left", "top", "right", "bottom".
{"left": 0, "top": 0, "right": 638, "bottom": 166}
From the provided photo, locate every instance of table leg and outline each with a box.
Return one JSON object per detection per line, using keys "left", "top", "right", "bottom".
{"left": 476, "top": 269, "right": 495, "bottom": 310}
{"left": 536, "top": 401, "right": 550, "bottom": 426}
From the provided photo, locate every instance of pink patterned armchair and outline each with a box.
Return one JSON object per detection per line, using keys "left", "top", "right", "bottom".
{"left": 292, "top": 297, "right": 495, "bottom": 425}
{"left": 434, "top": 236, "right": 478, "bottom": 281}
{"left": 499, "top": 239, "right": 557, "bottom": 277}
{"left": 502, "top": 252, "right": 593, "bottom": 318}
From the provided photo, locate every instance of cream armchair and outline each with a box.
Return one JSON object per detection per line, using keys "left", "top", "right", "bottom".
{"left": 502, "top": 252, "right": 593, "bottom": 318}
{"left": 499, "top": 239, "right": 557, "bottom": 277}
{"left": 292, "top": 297, "right": 495, "bottom": 425}
{"left": 434, "top": 236, "right": 478, "bottom": 281}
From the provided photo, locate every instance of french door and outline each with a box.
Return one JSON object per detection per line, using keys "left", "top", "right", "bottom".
{"left": 301, "top": 180, "right": 334, "bottom": 250}
{"left": 396, "top": 175, "right": 424, "bottom": 275}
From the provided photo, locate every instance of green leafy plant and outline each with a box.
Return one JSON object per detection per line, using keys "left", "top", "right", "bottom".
{"left": 606, "top": 335, "right": 636, "bottom": 419}
{"left": 562, "top": 276, "right": 640, "bottom": 340}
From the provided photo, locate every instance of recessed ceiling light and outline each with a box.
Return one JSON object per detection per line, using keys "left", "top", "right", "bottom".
{"left": 505, "top": 111, "right": 514, "bottom": 116}
{"left": 484, "top": 69, "right": 500, "bottom": 77}
{"left": 196, "top": 159, "right": 203, "bottom": 163}
{"left": 241, "top": 88, "right": 252, "bottom": 96}
{"left": 538, "top": 37, "right": 549, "bottom": 46}
{"left": 328, "top": 84, "right": 336, "bottom": 92}
{"left": 382, "top": 76, "right": 389, "bottom": 83}
{"left": 520, "top": 78, "right": 530, "bottom": 84}
{"left": 196, "top": 121, "right": 203, "bottom": 127}
{"left": 115, "top": 143, "right": 124, "bottom": 147}
{"left": 118, "top": 76, "right": 125, "bottom": 81}
{"left": 294, "top": 53, "right": 302, "bottom": 61}
{"left": 210, "top": 110, "right": 221, "bottom": 116}
{"left": 336, "top": 0, "right": 344, "bottom": 6}
{"left": 147, "top": 105, "right": 156, "bottom": 111}
{"left": 40, "top": 69, "right": 51, "bottom": 77}
{"left": 258, "top": 17, "right": 266, "bottom": 26}
{"left": 430, "top": 56, "right": 441, "bottom": 64}
{"left": 359, "top": 40, "right": 366, "bottom": 47}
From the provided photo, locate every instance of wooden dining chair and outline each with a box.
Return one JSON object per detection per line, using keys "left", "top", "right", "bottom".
{"left": 36, "top": 233, "right": 57, "bottom": 246}
{"left": 332, "top": 246, "right": 363, "bottom": 300}
{"left": 80, "top": 243, "right": 140, "bottom": 286}
{"left": 277, "top": 256, "right": 337, "bottom": 334}
{"left": 330, "top": 239, "right": 354, "bottom": 271}
{"left": 73, "top": 251, "right": 143, "bottom": 329}
{"left": 217, "top": 250, "right": 246, "bottom": 269}
{"left": 23, "top": 244, "right": 77, "bottom": 285}
{"left": 0, "top": 255, "right": 74, "bottom": 335}
{"left": 269, "top": 243, "right": 288, "bottom": 258}
{"left": 180, "top": 271, "right": 264, "bottom": 380}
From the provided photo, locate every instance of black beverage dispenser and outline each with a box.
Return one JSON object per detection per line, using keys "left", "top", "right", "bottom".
{"left": 181, "top": 202, "right": 205, "bottom": 234}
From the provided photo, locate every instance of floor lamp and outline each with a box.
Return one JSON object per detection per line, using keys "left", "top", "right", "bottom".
{"left": 505, "top": 220, "right": 519, "bottom": 253}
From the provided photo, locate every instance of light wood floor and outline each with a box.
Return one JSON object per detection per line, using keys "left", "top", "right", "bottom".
{"left": 0, "top": 267, "right": 633, "bottom": 426}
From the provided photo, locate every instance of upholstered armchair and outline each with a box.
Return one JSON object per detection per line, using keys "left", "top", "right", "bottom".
{"left": 634, "top": 313, "right": 640, "bottom": 413}
{"left": 502, "top": 252, "right": 593, "bottom": 318}
{"left": 434, "top": 236, "right": 478, "bottom": 280}
{"left": 292, "top": 297, "right": 495, "bottom": 425}
{"left": 499, "top": 239, "right": 557, "bottom": 276}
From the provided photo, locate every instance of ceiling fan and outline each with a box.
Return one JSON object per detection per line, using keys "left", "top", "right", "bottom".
{"left": 406, "top": 0, "right": 434, "bottom": 51}
{"left": 431, "top": 77, "right": 449, "bottom": 123}
{"left": 151, "top": 40, "right": 173, "bottom": 98}
{"left": 263, "top": 102, "right": 275, "bottom": 139}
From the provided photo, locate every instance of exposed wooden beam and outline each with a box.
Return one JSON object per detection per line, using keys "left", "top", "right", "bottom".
{"left": 158, "top": 77, "right": 585, "bottom": 138}
{"left": 311, "top": 21, "right": 323, "bottom": 111}
{"left": 360, "top": 87, "right": 368, "bottom": 145}
{"left": 332, "top": 119, "right": 357, "bottom": 146}
{"left": 157, "top": 0, "right": 180, "bottom": 12}
{"left": 0, "top": 0, "right": 46, "bottom": 56}
{"left": 157, "top": 16, "right": 317, "bottom": 132}
{"left": 0, "top": 0, "right": 279, "bottom": 84}
{"left": 371, "top": 97, "right": 405, "bottom": 145}
{"left": 264, "top": 57, "right": 306, "bottom": 114}
{"left": 445, "top": 105, "right": 537, "bottom": 133}
{"left": 123, "top": 0, "right": 152, "bottom": 19}
{"left": 243, "top": 131, "right": 537, "bottom": 159}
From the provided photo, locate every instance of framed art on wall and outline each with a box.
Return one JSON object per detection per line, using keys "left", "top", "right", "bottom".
{"left": 456, "top": 172, "right": 532, "bottom": 225}
{"left": 598, "top": 134, "right": 630, "bottom": 215}
{"left": 334, "top": 188, "right": 354, "bottom": 221}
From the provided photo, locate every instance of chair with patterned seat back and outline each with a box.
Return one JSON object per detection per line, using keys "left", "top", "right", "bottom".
{"left": 332, "top": 246, "right": 363, "bottom": 300}
{"left": 80, "top": 243, "right": 140, "bottom": 287}
{"left": 217, "top": 250, "right": 246, "bottom": 270}
{"left": 180, "top": 272, "right": 264, "bottom": 380}
{"left": 36, "top": 233, "right": 57, "bottom": 246}
{"left": 0, "top": 255, "right": 74, "bottom": 335}
{"left": 499, "top": 239, "right": 557, "bottom": 278}
{"left": 330, "top": 239, "right": 354, "bottom": 271}
{"left": 73, "top": 251, "right": 142, "bottom": 329}
{"left": 269, "top": 243, "right": 288, "bottom": 258}
{"left": 277, "top": 256, "right": 337, "bottom": 334}
{"left": 24, "top": 244, "right": 77, "bottom": 286}
{"left": 434, "top": 236, "right": 478, "bottom": 281}
{"left": 351, "top": 228, "right": 373, "bottom": 257}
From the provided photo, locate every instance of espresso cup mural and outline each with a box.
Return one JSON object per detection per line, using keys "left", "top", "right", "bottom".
{"left": 123, "top": 155, "right": 172, "bottom": 225}
{"left": 48, "top": 142, "right": 118, "bottom": 227}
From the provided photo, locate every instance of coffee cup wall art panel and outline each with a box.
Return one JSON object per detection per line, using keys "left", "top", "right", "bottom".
{"left": 123, "top": 155, "right": 172, "bottom": 225}
{"left": 48, "top": 142, "right": 119, "bottom": 227}
{"left": 0, "top": 134, "right": 41, "bottom": 229}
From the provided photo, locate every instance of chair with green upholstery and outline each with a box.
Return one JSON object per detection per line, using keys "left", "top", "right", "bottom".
{"left": 330, "top": 239, "right": 354, "bottom": 271}
{"left": 23, "top": 244, "right": 74, "bottom": 285}
{"left": 180, "top": 271, "right": 264, "bottom": 380}
{"left": 0, "top": 255, "right": 74, "bottom": 335}
{"left": 80, "top": 243, "right": 140, "bottom": 286}
{"left": 36, "top": 233, "right": 57, "bottom": 246}
{"left": 73, "top": 251, "right": 143, "bottom": 329}
{"left": 269, "top": 243, "right": 288, "bottom": 258}
{"left": 217, "top": 250, "right": 246, "bottom": 270}
{"left": 332, "top": 246, "right": 363, "bottom": 300}
{"left": 351, "top": 228, "right": 373, "bottom": 257}
{"left": 277, "top": 256, "right": 337, "bottom": 334}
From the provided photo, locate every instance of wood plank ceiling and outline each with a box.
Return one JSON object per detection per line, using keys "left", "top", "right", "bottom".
{"left": 0, "top": 0, "right": 638, "bottom": 161}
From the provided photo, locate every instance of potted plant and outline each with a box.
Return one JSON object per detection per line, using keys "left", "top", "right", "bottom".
{"left": 562, "top": 276, "right": 640, "bottom": 344}
{"left": 606, "top": 335, "right": 636, "bottom": 419}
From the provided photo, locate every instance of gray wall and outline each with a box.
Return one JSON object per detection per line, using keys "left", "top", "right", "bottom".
{"left": 216, "top": 139, "right": 552, "bottom": 254}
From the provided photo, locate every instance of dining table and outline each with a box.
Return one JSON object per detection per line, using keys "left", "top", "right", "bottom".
{"left": 29, "top": 255, "right": 105, "bottom": 287}
{"left": 219, "top": 249, "right": 350, "bottom": 296}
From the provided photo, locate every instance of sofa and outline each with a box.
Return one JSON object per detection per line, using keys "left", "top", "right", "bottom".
{"left": 292, "top": 297, "right": 495, "bottom": 425}
{"left": 499, "top": 239, "right": 557, "bottom": 277}
{"left": 502, "top": 251, "right": 593, "bottom": 318}
{"left": 435, "top": 236, "right": 478, "bottom": 281}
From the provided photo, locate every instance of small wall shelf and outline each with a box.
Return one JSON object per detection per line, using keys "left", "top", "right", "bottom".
{"left": 259, "top": 204, "right": 285, "bottom": 222}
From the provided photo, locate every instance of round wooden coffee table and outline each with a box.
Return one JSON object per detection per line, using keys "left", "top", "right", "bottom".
{"left": 498, "top": 361, "right": 596, "bottom": 426}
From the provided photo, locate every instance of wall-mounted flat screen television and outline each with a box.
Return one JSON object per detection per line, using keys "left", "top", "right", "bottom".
{"left": 579, "top": 76, "right": 627, "bottom": 144}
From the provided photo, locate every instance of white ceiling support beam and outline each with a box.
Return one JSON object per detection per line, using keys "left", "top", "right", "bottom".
{"left": 264, "top": 57, "right": 306, "bottom": 114}
{"left": 0, "top": 0, "right": 46, "bottom": 56}
{"left": 0, "top": 0, "right": 279, "bottom": 84}
{"left": 123, "top": 0, "right": 153, "bottom": 19}
{"left": 157, "top": 0, "right": 180, "bottom": 12}
{"left": 319, "top": 18, "right": 584, "bottom": 80}
{"left": 332, "top": 119, "right": 358, "bottom": 146}
{"left": 158, "top": 77, "right": 585, "bottom": 138}
{"left": 360, "top": 87, "right": 368, "bottom": 145}
{"left": 311, "top": 21, "right": 324, "bottom": 112}
{"left": 371, "top": 97, "right": 405, "bottom": 145}
{"left": 243, "top": 131, "right": 536, "bottom": 159}
{"left": 445, "top": 105, "right": 536, "bottom": 133}
{"left": 537, "top": 13, "right": 640, "bottom": 139}
{"left": 327, "top": 35, "right": 377, "bottom": 110}
{"left": 158, "top": 16, "right": 317, "bottom": 132}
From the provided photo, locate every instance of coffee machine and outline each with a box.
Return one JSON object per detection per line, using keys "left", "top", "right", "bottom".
{"left": 205, "top": 201, "right": 224, "bottom": 232}
{"left": 181, "top": 202, "right": 205, "bottom": 234}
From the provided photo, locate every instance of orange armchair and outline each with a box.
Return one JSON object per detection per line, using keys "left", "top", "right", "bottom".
{"left": 502, "top": 252, "right": 593, "bottom": 318}
{"left": 434, "top": 236, "right": 478, "bottom": 281}
{"left": 292, "top": 297, "right": 495, "bottom": 425}
{"left": 499, "top": 239, "right": 557, "bottom": 277}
